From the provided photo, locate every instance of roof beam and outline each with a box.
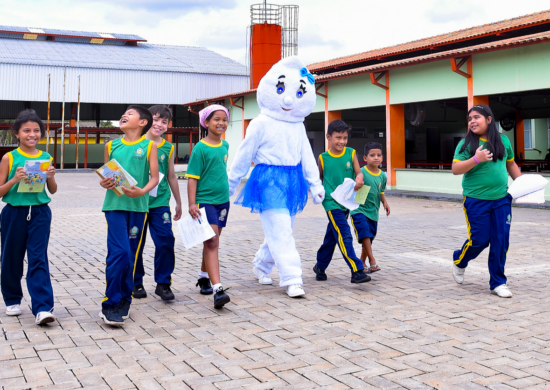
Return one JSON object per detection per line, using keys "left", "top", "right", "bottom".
{"left": 370, "top": 71, "right": 389, "bottom": 90}
{"left": 450, "top": 56, "right": 471, "bottom": 78}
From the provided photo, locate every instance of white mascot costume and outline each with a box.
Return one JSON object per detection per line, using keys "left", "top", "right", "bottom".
{"left": 228, "top": 56, "right": 325, "bottom": 297}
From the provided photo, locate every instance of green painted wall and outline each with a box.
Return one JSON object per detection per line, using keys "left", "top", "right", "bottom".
{"left": 396, "top": 169, "right": 550, "bottom": 201}
{"left": 225, "top": 99, "right": 243, "bottom": 168}
{"left": 525, "top": 118, "right": 549, "bottom": 159}
{"left": 390, "top": 60, "right": 468, "bottom": 104}
{"left": 473, "top": 42, "right": 550, "bottom": 95}
{"left": 328, "top": 75, "right": 386, "bottom": 111}
{"left": 243, "top": 94, "right": 260, "bottom": 120}
{"left": 312, "top": 91, "right": 325, "bottom": 113}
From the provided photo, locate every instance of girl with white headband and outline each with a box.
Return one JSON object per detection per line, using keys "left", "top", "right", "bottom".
{"left": 186, "top": 104, "right": 232, "bottom": 309}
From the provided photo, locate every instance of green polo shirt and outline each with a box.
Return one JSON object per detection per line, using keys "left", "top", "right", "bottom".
{"left": 2, "top": 148, "right": 53, "bottom": 206}
{"left": 186, "top": 139, "right": 229, "bottom": 205}
{"left": 102, "top": 136, "right": 153, "bottom": 212}
{"left": 351, "top": 166, "right": 387, "bottom": 221}
{"left": 453, "top": 134, "right": 514, "bottom": 200}
{"left": 149, "top": 139, "right": 174, "bottom": 209}
{"left": 320, "top": 147, "right": 356, "bottom": 212}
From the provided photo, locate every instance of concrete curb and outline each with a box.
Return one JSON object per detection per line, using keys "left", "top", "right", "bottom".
{"left": 385, "top": 190, "right": 550, "bottom": 210}
{"left": 56, "top": 168, "right": 94, "bottom": 173}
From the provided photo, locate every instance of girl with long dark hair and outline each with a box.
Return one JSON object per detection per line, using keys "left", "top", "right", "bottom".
{"left": 451, "top": 104, "right": 521, "bottom": 298}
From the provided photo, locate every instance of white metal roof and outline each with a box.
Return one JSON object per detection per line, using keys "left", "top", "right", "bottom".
{"left": 0, "top": 25, "right": 145, "bottom": 41}
{"left": 0, "top": 37, "right": 248, "bottom": 76}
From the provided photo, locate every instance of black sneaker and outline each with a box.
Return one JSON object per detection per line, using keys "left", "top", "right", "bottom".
{"left": 313, "top": 264, "right": 327, "bottom": 281}
{"left": 99, "top": 304, "right": 124, "bottom": 325}
{"left": 213, "top": 287, "right": 231, "bottom": 309}
{"left": 133, "top": 284, "right": 147, "bottom": 299}
{"left": 196, "top": 278, "right": 213, "bottom": 295}
{"left": 155, "top": 283, "right": 175, "bottom": 301}
{"left": 351, "top": 270, "right": 372, "bottom": 284}
{"left": 119, "top": 299, "right": 131, "bottom": 320}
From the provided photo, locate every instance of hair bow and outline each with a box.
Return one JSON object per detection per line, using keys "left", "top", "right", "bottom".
{"left": 300, "top": 67, "right": 315, "bottom": 85}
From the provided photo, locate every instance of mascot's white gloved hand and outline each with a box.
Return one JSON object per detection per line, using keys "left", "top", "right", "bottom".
{"left": 310, "top": 185, "right": 325, "bottom": 205}
{"left": 229, "top": 187, "right": 236, "bottom": 197}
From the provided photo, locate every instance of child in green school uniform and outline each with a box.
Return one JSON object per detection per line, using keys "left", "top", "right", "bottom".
{"left": 0, "top": 110, "right": 58, "bottom": 325}
{"left": 133, "top": 105, "right": 183, "bottom": 301}
{"left": 314, "top": 120, "right": 371, "bottom": 284}
{"left": 187, "top": 104, "right": 231, "bottom": 309}
{"left": 452, "top": 104, "right": 521, "bottom": 298}
{"left": 350, "top": 142, "right": 390, "bottom": 273}
{"left": 98, "top": 105, "right": 159, "bottom": 325}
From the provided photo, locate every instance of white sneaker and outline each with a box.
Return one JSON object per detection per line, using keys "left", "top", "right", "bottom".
{"left": 253, "top": 266, "right": 273, "bottom": 285}
{"left": 286, "top": 284, "right": 305, "bottom": 298}
{"left": 452, "top": 263, "right": 465, "bottom": 284}
{"left": 6, "top": 304, "right": 21, "bottom": 316}
{"left": 35, "top": 311, "right": 55, "bottom": 325}
{"left": 491, "top": 284, "right": 513, "bottom": 298}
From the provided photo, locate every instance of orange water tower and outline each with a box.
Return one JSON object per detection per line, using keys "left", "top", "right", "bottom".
{"left": 249, "top": 4, "right": 298, "bottom": 89}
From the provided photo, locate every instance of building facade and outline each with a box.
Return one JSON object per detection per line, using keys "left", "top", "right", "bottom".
{"left": 185, "top": 10, "right": 550, "bottom": 200}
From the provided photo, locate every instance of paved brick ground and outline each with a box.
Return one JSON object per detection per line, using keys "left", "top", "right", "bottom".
{"left": 1, "top": 173, "right": 550, "bottom": 390}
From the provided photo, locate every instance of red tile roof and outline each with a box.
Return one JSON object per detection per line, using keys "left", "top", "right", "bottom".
{"left": 315, "top": 30, "right": 550, "bottom": 82}
{"left": 184, "top": 89, "right": 256, "bottom": 107}
{"left": 184, "top": 30, "right": 550, "bottom": 107}
{"left": 308, "top": 10, "right": 550, "bottom": 72}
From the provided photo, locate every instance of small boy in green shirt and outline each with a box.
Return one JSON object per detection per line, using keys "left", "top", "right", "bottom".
{"left": 98, "top": 105, "right": 159, "bottom": 325}
{"left": 350, "top": 142, "right": 390, "bottom": 272}
{"left": 133, "top": 105, "right": 183, "bottom": 302}
{"left": 314, "top": 120, "right": 371, "bottom": 284}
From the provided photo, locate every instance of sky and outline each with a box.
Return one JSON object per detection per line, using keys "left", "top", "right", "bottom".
{"left": 0, "top": 0, "right": 549, "bottom": 67}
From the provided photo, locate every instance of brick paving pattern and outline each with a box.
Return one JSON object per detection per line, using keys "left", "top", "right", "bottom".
{"left": 1, "top": 173, "right": 550, "bottom": 389}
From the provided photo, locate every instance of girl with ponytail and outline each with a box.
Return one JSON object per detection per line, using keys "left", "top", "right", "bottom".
{"left": 451, "top": 104, "right": 521, "bottom": 298}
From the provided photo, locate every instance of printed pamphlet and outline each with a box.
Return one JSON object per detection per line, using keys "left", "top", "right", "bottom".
{"left": 178, "top": 208, "right": 215, "bottom": 249}
{"left": 95, "top": 159, "right": 137, "bottom": 197}
{"left": 18, "top": 159, "right": 50, "bottom": 193}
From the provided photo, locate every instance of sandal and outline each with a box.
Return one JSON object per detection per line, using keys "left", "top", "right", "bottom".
{"left": 368, "top": 264, "right": 381, "bottom": 273}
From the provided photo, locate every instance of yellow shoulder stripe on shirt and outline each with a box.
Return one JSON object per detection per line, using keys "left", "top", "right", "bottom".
{"left": 352, "top": 149, "right": 356, "bottom": 161}
{"left": 452, "top": 159, "right": 461, "bottom": 162}
{"left": 7, "top": 152, "right": 13, "bottom": 173}
{"left": 186, "top": 174, "right": 200, "bottom": 180}
{"left": 506, "top": 157, "right": 514, "bottom": 162}
{"left": 147, "top": 141, "right": 153, "bottom": 161}
{"left": 107, "top": 140, "right": 113, "bottom": 157}
{"left": 168, "top": 145, "right": 174, "bottom": 161}
{"left": 319, "top": 154, "right": 324, "bottom": 170}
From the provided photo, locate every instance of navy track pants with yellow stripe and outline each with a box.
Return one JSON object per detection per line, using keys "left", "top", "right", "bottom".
{"left": 1, "top": 204, "right": 54, "bottom": 316}
{"left": 103, "top": 211, "right": 147, "bottom": 308}
{"left": 134, "top": 206, "right": 175, "bottom": 286}
{"left": 316, "top": 209, "right": 364, "bottom": 272}
{"left": 453, "top": 195, "right": 512, "bottom": 290}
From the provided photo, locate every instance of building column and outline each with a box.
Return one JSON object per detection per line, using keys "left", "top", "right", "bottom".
{"left": 386, "top": 104, "right": 405, "bottom": 188}
{"left": 166, "top": 120, "right": 173, "bottom": 143}
{"left": 384, "top": 72, "right": 405, "bottom": 188}
{"left": 515, "top": 111, "right": 525, "bottom": 160}
{"left": 473, "top": 95, "right": 489, "bottom": 107}
{"left": 325, "top": 110, "right": 341, "bottom": 151}
{"left": 243, "top": 119, "right": 250, "bottom": 139}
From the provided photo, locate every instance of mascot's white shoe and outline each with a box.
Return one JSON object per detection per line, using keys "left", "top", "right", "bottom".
{"left": 253, "top": 266, "right": 273, "bottom": 285}
{"left": 286, "top": 284, "right": 305, "bottom": 298}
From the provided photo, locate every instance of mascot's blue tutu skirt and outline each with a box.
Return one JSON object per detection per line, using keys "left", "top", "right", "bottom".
{"left": 235, "top": 163, "right": 308, "bottom": 216}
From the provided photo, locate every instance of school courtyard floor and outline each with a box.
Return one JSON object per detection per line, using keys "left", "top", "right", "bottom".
{"left": 1, "top": 173, "right": 550, "bottom": 390}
